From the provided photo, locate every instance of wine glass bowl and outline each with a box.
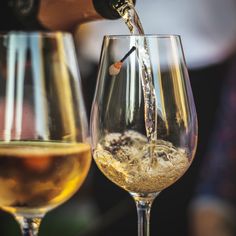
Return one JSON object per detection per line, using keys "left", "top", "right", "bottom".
{"left": 91, "top": 35, "right": 197, "bottom": 235}
{"left": 0, "top": 32, "right": 91, "bottom": 235}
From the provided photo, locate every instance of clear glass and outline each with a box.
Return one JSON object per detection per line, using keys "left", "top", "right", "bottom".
{"left": 0, "top": 32, "right": 91, "bottom": 236}
{"left": 91, "top": 35, "right": 198, "bottom": 236}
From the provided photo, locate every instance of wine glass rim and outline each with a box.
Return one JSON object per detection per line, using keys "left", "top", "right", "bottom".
{"left": 104, "top": 34, "right": 181, "bottom": 39}
{"left": 0, "top": 31, "right": 72, "bottom": 38}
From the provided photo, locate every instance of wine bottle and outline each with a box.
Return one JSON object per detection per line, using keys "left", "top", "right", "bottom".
{"left": 93, "top": 0, "right": 136, "bottom": 19}
{"left": 8, "top": 0, "right": 136, "bottom": 30}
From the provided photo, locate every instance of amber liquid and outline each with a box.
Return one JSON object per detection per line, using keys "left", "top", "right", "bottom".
{"left": 94, "top": 131, "right": 190, "bottom": 194}
{"left": 0, "top": 141, "right": 91, "bottom": 216}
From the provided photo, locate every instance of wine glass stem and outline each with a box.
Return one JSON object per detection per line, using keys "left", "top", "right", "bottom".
{"left": 15, "top": 215, "right": 42, "bottom": 236}
{"left": 135, "top": 197, "right": 155, "bottom": 236}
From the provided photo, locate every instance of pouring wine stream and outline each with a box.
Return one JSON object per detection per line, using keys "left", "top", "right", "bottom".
{"left": 112, "top": 0, "right": 157, "bottom": 142}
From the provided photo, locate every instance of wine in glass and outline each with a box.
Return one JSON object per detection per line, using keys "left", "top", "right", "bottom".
{"left": 0, "top": 32, "right": 91, "bottom": 236}
{"left": 91, "top": 35, "right": 198, "bottom": 236}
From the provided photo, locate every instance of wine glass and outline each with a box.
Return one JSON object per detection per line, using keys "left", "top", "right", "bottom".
{"left": 0, "top": 32, "right": 91, "bottom": 236}
{"left": 90, "top": 35, "right": 198, "bottom": 236}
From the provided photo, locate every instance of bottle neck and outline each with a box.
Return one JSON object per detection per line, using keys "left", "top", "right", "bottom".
{"left": 93, "top": 0, "right": 136, "bottom": 19}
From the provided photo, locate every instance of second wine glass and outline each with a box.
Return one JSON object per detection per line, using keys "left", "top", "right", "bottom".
{"left": 91, "top": 35, "right": 198, "bottom": 236}
{"left": 0, "top": 32, "right": 91, "bottom": 236}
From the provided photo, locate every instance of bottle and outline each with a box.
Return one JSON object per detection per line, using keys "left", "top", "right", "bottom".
{"left": 8, "top": 0, "right": 136, "bottom": 30}
{"left": 93, "top": 0, "right": 136, "bottom": 19}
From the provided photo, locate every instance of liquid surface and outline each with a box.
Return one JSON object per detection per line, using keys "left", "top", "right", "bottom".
{"left": 94, "top": 131, "right": 190, "bottom": 193}
{"left": 0, "top": 141, "right": 91, "bottom": 216}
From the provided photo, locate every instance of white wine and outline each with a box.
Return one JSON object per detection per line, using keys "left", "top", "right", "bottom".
{"left": 94, "top": 131, "right": 190, "bottom": 193}
{"left": 0, "top": 141, "right": 91, "bottom": 216}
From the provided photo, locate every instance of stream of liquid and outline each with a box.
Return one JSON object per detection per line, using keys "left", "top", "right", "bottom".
{"left": 113, "top": 0, "right": 157, "bottom": 141}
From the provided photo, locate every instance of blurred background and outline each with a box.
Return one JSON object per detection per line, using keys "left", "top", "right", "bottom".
{"left": 0, "top": 0, "right": 236, "bottom": 235}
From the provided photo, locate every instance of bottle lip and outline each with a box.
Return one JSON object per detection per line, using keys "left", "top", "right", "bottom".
{"left": 92, "top": 0, "right": 136, "bottom": 20}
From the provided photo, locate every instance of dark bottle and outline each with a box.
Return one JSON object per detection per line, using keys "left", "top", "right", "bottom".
{"left": 8, "top": 0, "right": 136, "bottom": 30}
{"left": 93, "top": 0, "right": 136, "bottom": 19}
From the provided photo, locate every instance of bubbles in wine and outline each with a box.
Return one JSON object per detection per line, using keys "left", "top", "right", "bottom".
{"left": 94, "top": 131, "right": 190, "bottom": 193}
